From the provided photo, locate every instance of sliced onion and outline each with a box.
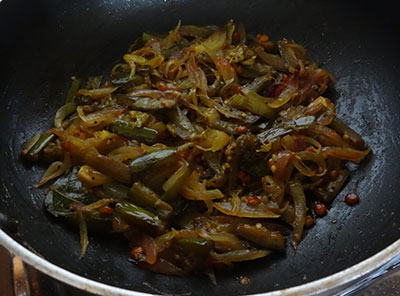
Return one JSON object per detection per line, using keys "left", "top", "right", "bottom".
{"left": 154, "top": 229, "right": 179, "bottom": 253}
{"left": 305, "top": 96, "right": 336, "bottom": 125}
{"left": 162, "top": 161, "right": 191, "bottom": 198}
{"left": 267, "top": 74, "right": 298, "bottom": 108}
{"left": 81, "top": 198, "right": 116, "bottom": 212}
{"left": 60, "top": 135, "right": 98, "bottom": 159}
{"left": 329, "top": 117, "right": 365, "bottom": 149}
{"left": 139, "top": 257, "right": 186, "bottom": 276}
{"left": 78, "top": 210, "right": 89, "bottom": 259}
{"left": 195, "top": 26, "right": 227, "bottom": 54}
{"left": 210, "top": 249, "right": 270, "bottom": 264}
{"left": 195, "top": 129, "right": 230, "bottom": 152}
{"left": 306, "top": 125, "right": 349, "bottom": 148}
{"left": 272, "top": 151, "right": 293, "bottom": 181}
{"left": 180, "top": 171, "right": 224, "bottom": 201}
{"left": 289, "top": 182, "right": 306, "bottom": 245}
{"left": 77, "top": 165, "right": 112, "bottom": 187}
{"left": 140, "top": 234, "right": 158, "bottom": 265}
{"left": 36, "top": 160, "right": 65, "bottom": 187}
{"left": 198, "top": 229, "right": 245, "bottom": 251}
{"left": 254, "top": 46, "right": 286, "bottom": 72}
{"left": 126, "top": 89, "right": 182, "bottom": 100}
{"left": 261, "top": 175, "right": 285, "bottom": 206}
{"left": 213, "top": 198, "right": 280, "bottom": 218}
{"left": 292, "top": 151, "right": 327, "bottom": 177}
{"left": 123, "top": 53, "right": 164, "bottom": 70}
{"left": 107, "top": 146, "right": 143, "bottom": 162}
{"left": 77, "top": 87, "right": 118, "bottom": 99}
{"left": 77, "top": 106, "right": 124, "bottom": 127}
{"left": 187, "top": 53, "right": 208, "bottom": 91}
{"left": 54, "top": 102, "right": 77, "bottom": 129}
{"left": 322, "top": 147, "right": 370, "bottom": 163}
{"left": 102, "top": 182, "right": 130, "bottom": 200}
{"left": 214, "top": 56, "right": 238, "bottom": 84}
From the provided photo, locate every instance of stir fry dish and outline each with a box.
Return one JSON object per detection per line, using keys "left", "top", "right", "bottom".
{"left": 22, "top": 21, "right": 369, "bottom": 281}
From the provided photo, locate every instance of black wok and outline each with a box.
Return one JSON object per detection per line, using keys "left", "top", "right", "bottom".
{"left": 0, "top": 0, "right": 399, "bottom": 295}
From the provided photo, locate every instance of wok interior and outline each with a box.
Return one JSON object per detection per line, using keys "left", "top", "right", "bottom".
{"left": 0, "top": 0, "right": 399, "bottom": 294}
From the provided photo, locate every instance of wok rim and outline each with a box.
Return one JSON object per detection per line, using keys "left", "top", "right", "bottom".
{"left": 0, "top": 229, "right": 399, "bottom": 295}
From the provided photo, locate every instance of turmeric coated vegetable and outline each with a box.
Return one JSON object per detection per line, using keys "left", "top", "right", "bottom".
{"left": 22, "top": 20, "right": 369, "bottom": 281}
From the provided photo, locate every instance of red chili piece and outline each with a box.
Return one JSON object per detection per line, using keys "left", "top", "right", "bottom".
{"left": 156, "top": 81, "right": 167, "bottom": 91}
{"left": 238, "top": 170, "right": 251, "bottom": 184}
{"left": 330, "top": 170, "right": 340, "bottom": 178}
{"left": 100, "top": 206, "right": 115, "bottom": 215}
{"left": 236, "top": 65, "right": 244, "bottom": 75}
{"left": 306, "top": 147, "right": 314, "bottom": 152}
{"left": 314, "top": 202, "right": 327, "bottom": 217}
{"left": 236, "top": 125, "right": 248, "bottom": 134}
{"left": 130, "top": 246, "right": 144, "bottom": 257}
{"left": 245, "top": 195, "right": 260, "bottom": 206}
{"left": 63, "top": 141, "right": 72, "bottom": 152}
{"left": 304, "top": 215, "right": 315, "bottom": 228}
{"left": 233, "top": 31, "right": 240, "bottom": 43}
{"left": 293, "top": 137, "right": 307, "bottom": 152}
{"left": 345, "top": 193, "right": 360, "bottom": 206}
{"left": 177, "top": 149, "right": 189, "bottom": 159}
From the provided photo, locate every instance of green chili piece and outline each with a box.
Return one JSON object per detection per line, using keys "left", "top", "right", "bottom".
{"left": 24, "top": 133, "right": 56, "bottom": 162}
{"left": 162, "top": 162, "right": 191, "bottom": 202}
{"left": 235, "top": 223, "right": 285, "bottom": 251}
{"left": 114, "top": 119, "right": 158, "bottom": 144}
{"left": 230, "top": 93, "right": 276, "bottom": 120}
{"left": 129, "top": 182, "right": 173, "bottom": 218}
{"left": 169, "top": 108, "right": 196, "bottom": 140}
{"left": 84, "top": 152, "right": 132, "bottom": 185}
{"left": 111, "top": 74, "right": 144, "bottom": 85}
{"left": 130, "top": 148, "right": 177, "bottom": 174}
{"left": 175, "top": 238, "right": 213, "bottom": 255}
{"left": 65, "top": 77, "right": 81, "bottom": 104}
{"left": 116, "top": 95, "right": 176, "bottom": 110}
{"left": 142, "top": 32, "right": 155, "bottom": 43}
{"left": 115, "top": 201, "right": 165, "bottom": 234}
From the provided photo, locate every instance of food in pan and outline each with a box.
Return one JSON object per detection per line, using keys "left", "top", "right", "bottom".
{"left": 21, "top": 20, "right": 369, "bottom": 281}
